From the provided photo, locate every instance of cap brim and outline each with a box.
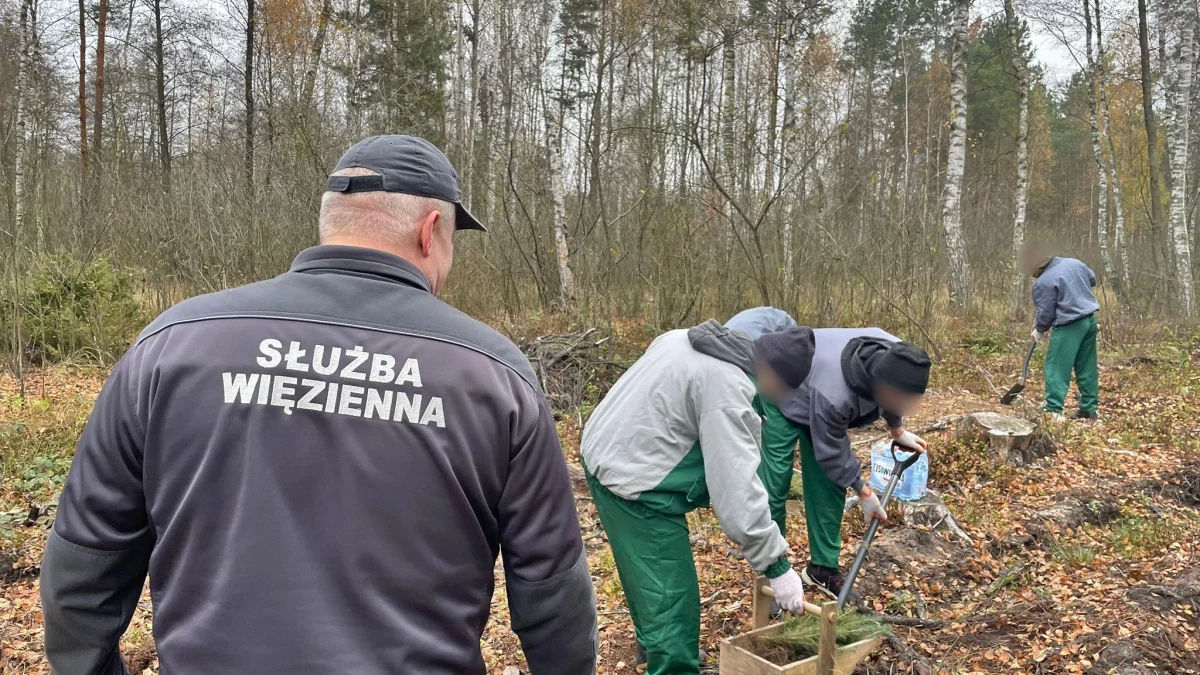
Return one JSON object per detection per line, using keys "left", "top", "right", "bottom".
{"left": 455, "top": 203, "right": 487, "bottom": 232}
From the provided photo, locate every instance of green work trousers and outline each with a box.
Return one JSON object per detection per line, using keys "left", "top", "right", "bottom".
{"left": 587, "top": 475, "right": 701, "bottom": 675}
{"left": 1043, "top": 314, "right": 1098, "bottom": 415}
{"left": 756, "top": 402, "right": 847, "bottom": 570}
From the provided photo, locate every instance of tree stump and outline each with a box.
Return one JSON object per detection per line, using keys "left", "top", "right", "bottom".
{"left": 897, "top": 490, "right": 973, "bottom": 543}
{"left": 957, "top": 412, "right": 1054, "bottom": 466}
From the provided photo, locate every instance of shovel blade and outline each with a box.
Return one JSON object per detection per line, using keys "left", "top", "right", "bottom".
{"left": 1000, "top": 383, "right": 1024, "bottom": 405}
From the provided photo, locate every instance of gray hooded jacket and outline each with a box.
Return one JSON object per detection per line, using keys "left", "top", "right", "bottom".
{"left": 40, "top": 246, "right": 596, "bottom": 675}
{"left": 580, "top": 321, "right": 790, "bottom": 576}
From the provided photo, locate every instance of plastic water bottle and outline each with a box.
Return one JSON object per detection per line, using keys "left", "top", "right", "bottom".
{"left": 868, "top": 440, "right": 929, "bottom": 501}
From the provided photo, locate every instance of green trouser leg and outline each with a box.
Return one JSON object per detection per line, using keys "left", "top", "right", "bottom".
{"left": 1073, "top": 315, "right": 1099, "bottom": 414}
{"left": 1044, "top": 314, "right": 1098, "bottom": 414}
{"left": 758, "top": 401, "right": 803, "bottom": 537}
{"left": 797, "top": 427, "right": 846, "bottom": 569}
{"left": 587, "top": 476, "right": 700, "bottom": 675}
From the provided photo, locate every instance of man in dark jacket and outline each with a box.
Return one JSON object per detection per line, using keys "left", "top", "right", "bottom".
{"left": 1022, "top": 243, "right": 1100, "bottom": 420}
{"left": 727, "top": 308, "right": 931, "bottom": 600}
{"left": 40, "top": 135, "right": 597, "bottom": 675}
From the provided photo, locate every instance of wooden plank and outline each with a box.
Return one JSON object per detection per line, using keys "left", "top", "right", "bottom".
{"left": 833, "top": 636, "right": 884, "bottom": 675}
{"left": 752, "top": 576, "right": 773, "bottom": 630}
{"left": 817, "top": 601, "right": 838, "bottom": 675}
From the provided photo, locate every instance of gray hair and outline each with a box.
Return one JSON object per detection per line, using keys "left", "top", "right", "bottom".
{"left": 319, "top": 168, "right": 455, "bottom": 242}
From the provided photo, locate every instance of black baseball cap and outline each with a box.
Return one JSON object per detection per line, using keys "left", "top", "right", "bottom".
{"left": 325, "top": 135, "right": 486, "bottom": 232}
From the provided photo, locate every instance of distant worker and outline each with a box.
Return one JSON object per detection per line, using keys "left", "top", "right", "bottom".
{"left": 727, "top": 307, "right": 930, "bottom": 601}
{"left": 40, "top": 135, "right": 597, "bottom": 674}
{"left": 1022, "top": 242, "right": 1100, "bottom": 420}
{"left": 581, "top": 320, "right": 816, "bottom": 675}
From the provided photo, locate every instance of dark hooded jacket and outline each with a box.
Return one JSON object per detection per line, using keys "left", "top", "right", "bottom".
{"left": 777, "top": 328, "right": 904, "bottom": 492}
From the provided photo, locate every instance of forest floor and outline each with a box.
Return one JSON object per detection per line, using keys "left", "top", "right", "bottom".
{"left": 1, "top": 324, "right": 1198, "bottom": 674}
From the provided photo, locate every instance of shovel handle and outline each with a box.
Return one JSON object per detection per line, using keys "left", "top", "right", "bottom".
{"left": 836, "top": 441, "right": 919, "bottom": 608}
{"left": 1020, "top": 339, "right": 1037, "bottom": 380}
{"left": 758, "top": 585, "right": 824, "bottom": 617}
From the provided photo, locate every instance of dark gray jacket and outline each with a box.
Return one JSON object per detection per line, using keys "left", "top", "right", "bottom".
{"left": 1032, "top": 256, "right": 1099, "bottom": 332}
{"left": 775, "top": 327, "right": 903, "bottom": 493}
{"left": 41, "top": 245, "right": 596, "bottom": 675}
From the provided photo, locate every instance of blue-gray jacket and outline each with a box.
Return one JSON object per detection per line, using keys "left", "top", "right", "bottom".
{"left": 728, "top": 308, "right": 900, "bottom": 493}
{"left": 40, "top": 246, "right": 596, "bottom": 675}
{"left": 1032, "top": 257, "right": 1100, "bottom": 332}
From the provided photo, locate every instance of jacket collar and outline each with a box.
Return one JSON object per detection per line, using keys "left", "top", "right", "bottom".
{"left": 289, "top": 245, "right": 432, "bottom": 293}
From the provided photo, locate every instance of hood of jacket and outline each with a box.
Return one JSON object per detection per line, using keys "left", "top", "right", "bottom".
{"left": 687, "top": 319, "right": 755, "bottom": 376}
{"left": 840, "top": 336, "right": 893, "bottom": 401}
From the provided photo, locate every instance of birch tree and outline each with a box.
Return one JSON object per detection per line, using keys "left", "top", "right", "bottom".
{"left": 12, "top": 0, "right": 32, "bottom": 249}
{"left": 1094, "top": 0, "right": 1129, "bottom": 296}
{"left": 1083, "top": 0, "right": 1118, "bottom": 296}
{"left": 1161, "top": 0, "right": 1194, "bottom": 315}
{"left": 942, "top": 0, "right": 972, "bottom": 310}
{"left": 1004, "top": 0, "right": 1030, "bottom": 310}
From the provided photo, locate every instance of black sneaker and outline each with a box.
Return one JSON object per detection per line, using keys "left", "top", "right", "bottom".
{"left": 801, "top": 564, "right": 859, "bottom": 604}
{"left": 1074, "top": 409, "right": 1098, "bottom": 420}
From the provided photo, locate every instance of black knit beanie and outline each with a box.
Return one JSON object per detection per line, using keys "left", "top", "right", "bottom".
{"left": 875, "top": 341, "right": 931, "bottom": 394}
{"left": 754, "top": 327, "right": 816, "bottom": 389}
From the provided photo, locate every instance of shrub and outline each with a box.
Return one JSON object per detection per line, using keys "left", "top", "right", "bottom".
{"left": 10, "top": 255, "right": 146, "bottom": 365}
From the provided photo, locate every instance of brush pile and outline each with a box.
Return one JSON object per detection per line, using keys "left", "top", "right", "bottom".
{"left": 750, "top": 610, "right": 890, "bottom": 665}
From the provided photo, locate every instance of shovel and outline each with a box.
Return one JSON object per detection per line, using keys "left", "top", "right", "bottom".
{"left": 1000, "top": 340, "right": 1037, "bottom": 405}
{"left": 836, "top": 440, "right": 922, "bottom": 609}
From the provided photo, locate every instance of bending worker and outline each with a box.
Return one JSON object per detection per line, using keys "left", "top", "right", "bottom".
{"left": 40, "top": 136, "right": 596, "bottom": 674}
{"left": 1022, "top": 242, "right": 1100, "bottom": 420}
{"left": 581, "top": 320, "right": 816, "bottom": 675}
{"left": 727, "top": 307, "right": 931, "bottom": 601}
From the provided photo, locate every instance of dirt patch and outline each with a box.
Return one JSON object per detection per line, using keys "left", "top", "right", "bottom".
{"left": 1147, "top": 467, "right": 1200, "bottom": 507}
{"left": 1025, "top": 497, "right": 1120, "bottom": 541}
{"left": 852, "top": 527, "right": 970, "bottom": 600}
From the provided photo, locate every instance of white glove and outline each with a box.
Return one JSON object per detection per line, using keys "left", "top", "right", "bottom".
{"left": 893, "top": 430, "right": 927, "bottom": 452}
{"left": 768, "top": 568, "right": 806, "bottom": 613}
{"left": 1031, "top": 328, "right": 1046, "bottom": 342}
{"left": 859, "top": 488, "right": 887, "bottom": 524}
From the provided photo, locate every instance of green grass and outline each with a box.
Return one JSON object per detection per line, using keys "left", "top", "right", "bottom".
{"left": 1050, "top": 543, "right": 1096, "bottom": 566}
{"left": 1108, "top": 517, "right": 1174, "bottom": 558}
{"left": 0, "top": 394, "right": 89, "bottom": 553}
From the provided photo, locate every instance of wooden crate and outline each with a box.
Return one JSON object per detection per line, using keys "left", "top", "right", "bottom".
{"left": 719, "top": 578, "right": 883, "bottom": 675}
{"left": 719, "top": 625, "right": 881, "bottom": 675}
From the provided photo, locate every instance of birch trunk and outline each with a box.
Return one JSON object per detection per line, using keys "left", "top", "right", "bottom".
{"left": 13, "top": 0, "right": 31, "bottom": 249}
{"left": 1004, "top": 0, "right": 1030, "bottom": 311}
{"left": 721, "top": 0, "right": 738, "bottom": 215}
{"left": 452, "top": 0, "right": 465, "bottom": 164}
{"left": 942, "top": 0, "right": 972, "bottom": 310}
{"left": 1162, "top": 0, "right": 1195, "bottom": 314}
{"left": 1084, "top": 0, "right": 1119, "bottom": 297}
{"left": 779, "top": 26, "right": 801, "bottom": 292}
{"left": 1094, "top": 0, "right": 1128, "bottom": 299}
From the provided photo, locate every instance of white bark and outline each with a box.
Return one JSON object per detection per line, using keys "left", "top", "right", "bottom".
{"left": 780, "top": 26, "right": 802, "bottom": 291}
{"left": 1095, "top": 0, "right": 1129, "bottom": 300}
{"left": 1085, "top": 0, "right": 1118, "bottom": 297}
{"left": 941, "top": 0, "right": 972, "bottom": 309}
{"left": 547, "top": 107, "right": 577, "bottom": 304}
{"left": 13, "top": 0, "right": 32, "bottom": 251}
{"left": 1004, "top": 0, "right": 1029, "bottom": 310}
{"left": 721, "top": 0, "right": 738, "bottom": 224}
{"left": 1162, "top": 0, "right": 1195, "bottom": 315}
